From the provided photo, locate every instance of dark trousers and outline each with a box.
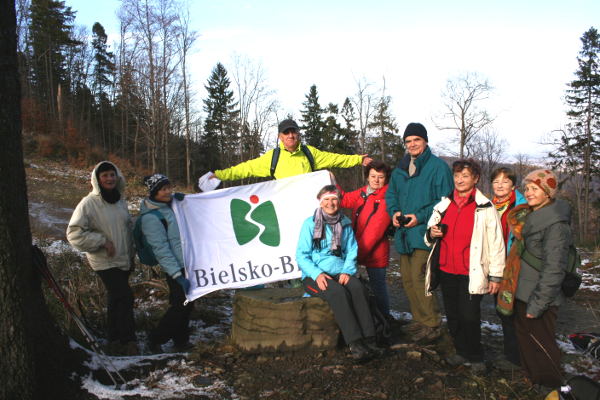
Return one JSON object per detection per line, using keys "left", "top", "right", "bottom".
{"left": 514, "top": 300, "right": 562, "bottom": 387}
{"left": 494, "top": 296, "right": 521, "bottom": 365}
{"left": 303, "top": 275, "right": 375, "bottom": 344}
{"left": 96, "top": 268, "right": 136, "bottom": 344}
{"left": 150, "top": 273, "right": 193, "bottom": 346}
{"left": 440, "top": 271, "right": 483, "bottom": 362}
{"left": 366, "top": 267, "right": 390, "bottom": 316}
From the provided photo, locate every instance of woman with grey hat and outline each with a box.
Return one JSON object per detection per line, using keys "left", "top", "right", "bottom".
{"left": 139, "top": 173, "right": 193, "bottom": 352}
{"left": 67, "top": 161, "right": 137, "bottom": 355}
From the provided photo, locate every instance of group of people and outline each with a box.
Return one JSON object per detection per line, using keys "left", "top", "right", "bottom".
{"left": 67, "top": 163, "right": 192, "bottom": 355}
{"left": 67, "top": 118, "right": 573, "bottom": 393}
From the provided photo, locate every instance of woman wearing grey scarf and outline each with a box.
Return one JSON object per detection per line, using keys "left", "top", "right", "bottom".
{"left": 296, "top": 185, "right": 380, "bottom": 361}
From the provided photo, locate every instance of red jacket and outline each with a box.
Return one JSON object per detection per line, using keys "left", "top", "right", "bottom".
{"left": 339, "top": 185, "right": 391, "bottom": 268}
{"left": 439, "top": 189, "right": 476, "bottom": 276}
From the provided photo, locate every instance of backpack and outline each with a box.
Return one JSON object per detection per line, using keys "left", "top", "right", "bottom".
{"left": 270, "top": 144, "right": 315, "bottom": 178}
{"left": 520, "top": 244, "right": 582, "bottom": 297}
{"left": 133, "top": 209, "right": 168, "bottom": 266}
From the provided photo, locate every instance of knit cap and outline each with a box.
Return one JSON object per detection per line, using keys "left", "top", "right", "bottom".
{"left": 523, "top": 169, "right": 558, "bottom": 198}
{"left": 403, "top": 122, "right": 428, "bottom": 142}
{"left": 144, "top": 174, "right": 170, "bottom": 197}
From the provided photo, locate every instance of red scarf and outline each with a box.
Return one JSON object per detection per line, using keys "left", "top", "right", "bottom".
{"left": 493, "top": 190, "right": 516, "bottom": 248}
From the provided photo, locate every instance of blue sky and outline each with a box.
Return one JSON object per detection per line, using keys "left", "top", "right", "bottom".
{"left": 67, "top": 0, "right": 600, "bottom": 159}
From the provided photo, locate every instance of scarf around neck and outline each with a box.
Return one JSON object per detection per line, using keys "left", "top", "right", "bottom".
{"left": 496, "top": 203, "right": 531, "bottom": 316}
{"left": 312, "top": 208, "right": 343, "bottom": 256}
{"left": 100, "top": 188, "right": 121, "bottom": 204}
{"left": 493, "top": 190, "right": 516, "bottom": 247}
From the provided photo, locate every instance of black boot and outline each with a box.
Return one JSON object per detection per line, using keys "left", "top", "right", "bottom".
{"left": 348, "top": 340, "right": 371, "bottom": 361}
{"left": 364, "top": 337, "right": 384, "bottom": 357}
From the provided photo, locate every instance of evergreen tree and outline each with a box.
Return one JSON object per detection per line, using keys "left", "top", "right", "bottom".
{"left": 300, "top": 84, "right": 325, "bottom": 148}
{"left": 28, "top": 0, "right": 79, "bottom": 116}
{"left": 91, "top": 22, "right": 115, "bottom": 152}
{"left": 560, "top": 27, "right": 600, "bottom": 240}
{"left": 367, "top": 93, "right": 402, "bottom": 165}
{"left": 337, "top": 97, "right": 359, "bottom": 154}
{"left": 202, "top": 62, "right": 239, "bottom": 170}
{"left": 321, "top": 103, "right": 342, "bottom": 152}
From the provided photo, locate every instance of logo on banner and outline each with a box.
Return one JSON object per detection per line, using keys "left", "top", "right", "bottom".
{"left": 230, "top": 195, "right": 280, "bottom": 246}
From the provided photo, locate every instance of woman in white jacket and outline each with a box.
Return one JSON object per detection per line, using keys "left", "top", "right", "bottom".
{"left": 424, "top": 159, "right": 505, "bottom": 373}
{"left": 67, "top": 161, "right": 136, "bottom": 354}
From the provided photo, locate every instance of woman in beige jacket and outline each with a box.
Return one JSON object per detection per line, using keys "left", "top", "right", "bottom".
{"left": 67, "top": 161, "right": 136, "bottom": 354}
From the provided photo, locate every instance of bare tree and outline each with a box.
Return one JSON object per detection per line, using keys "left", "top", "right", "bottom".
{"left": 436, "top": 72, "right": 494, "bottom": 158}
{"left": 469, "top": 129, "right": 507, "bottom": 195}
{"left": 351, "top": 76, "right": 375, "bottom": 154}
{"left": 231, "top": 55, "right": 279, "bottom": 162}
{"left": 512, "top": 152, "right": 533, "bottom": 183}
{"left": 174, "top": 5, "right": 197, "bottom": 188}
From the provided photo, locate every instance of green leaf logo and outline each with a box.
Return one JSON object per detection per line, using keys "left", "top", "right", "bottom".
{"left": 230, "top": 196, "right": 280, "bottom": 247}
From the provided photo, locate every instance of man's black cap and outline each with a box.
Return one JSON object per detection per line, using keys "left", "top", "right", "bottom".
{"left": 278, "top": 119, "right": 300, "bottom": 133}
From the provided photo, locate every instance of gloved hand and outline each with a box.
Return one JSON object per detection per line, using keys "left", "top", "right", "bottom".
{"left": 175, "top": 275, "right": 191, "bottom": 294}
{"left": 173, "top": 192, "right": 185, "bottom": 201}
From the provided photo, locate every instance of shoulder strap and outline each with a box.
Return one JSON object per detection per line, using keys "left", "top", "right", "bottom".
{"left": 148, "top": 209, "right": 168, "bottom": 231}
{"left": 270, "top": 147, "right": 281, "bottom": 178}
{"left": 300, "top": 144, "right": 315, "bottom": 171}
{"left": 521, "top": 244, "right": 579, "bottom": 273}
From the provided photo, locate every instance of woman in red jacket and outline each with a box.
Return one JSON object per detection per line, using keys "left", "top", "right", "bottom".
{"left": 336, "top": 160, "right": 392, "bottom": 317}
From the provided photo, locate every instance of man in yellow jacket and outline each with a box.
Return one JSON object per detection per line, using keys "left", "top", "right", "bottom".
{"left": 211, "top": 119, "right": 372, "bottom": 182}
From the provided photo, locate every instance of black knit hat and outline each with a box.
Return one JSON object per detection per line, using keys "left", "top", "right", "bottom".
{"left": 144, "top": 174, "right": 170, "bottom": 197}
{"left": 403, "top": 122, "right": 428, "bottom": 142}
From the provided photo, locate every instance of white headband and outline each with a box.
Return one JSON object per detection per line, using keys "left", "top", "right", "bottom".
{"left": 319, "top": 193, "right": 339, "bottom": 201}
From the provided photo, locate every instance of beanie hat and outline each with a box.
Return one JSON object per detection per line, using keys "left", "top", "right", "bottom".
{"left": 523, "top": 169, "right": 558, "bottom": 199}
{"left": 403, "top": 122, "right": 428, "bottom": 142}
{"left": 144, "top": 174, "right": 170, "bottom": 197}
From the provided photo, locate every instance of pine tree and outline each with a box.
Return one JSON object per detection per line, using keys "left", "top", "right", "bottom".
{"left": 367, "top": 93, "right": 402, "bottom": 165}
{"left": 562, "top": 27, "right": 600, "bottom": 240}
{"left": 338, "top": 97, "right": 359, "bottom": 154}
{"left": 28, "top": 0, "right": 79, "bottom": 116}
{"left": 202, "top": 62, "right": 239, "bottom": 171}
{"left": 91, "top": 22, "right": 115, "bottom": 152}
{"left": 300, "top": 84, "right": 325, "bottom": 148}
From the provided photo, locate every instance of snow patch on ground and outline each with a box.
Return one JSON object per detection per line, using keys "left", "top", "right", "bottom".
{"left": 581, "top": 266, "right": 600, "bottom": 292}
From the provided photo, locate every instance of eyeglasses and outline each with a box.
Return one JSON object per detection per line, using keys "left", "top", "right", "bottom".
{"left": 281, "top": 128, "right": 299, "bottom": 135}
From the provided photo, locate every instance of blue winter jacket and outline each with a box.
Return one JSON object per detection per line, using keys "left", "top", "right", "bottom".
{"left": 139, "top": 198, "right": 184, "bottom": 278}
{"left": 296, "top": 214, "right": 358, "bottom": 281}
{"left": 506, "top": 189, "right": 527, "bottom": 252}
{"left": 385, "top": 146, "right": 453, "bottom": 254}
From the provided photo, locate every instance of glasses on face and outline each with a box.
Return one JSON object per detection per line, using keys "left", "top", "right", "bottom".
{"left": 281, "top": 128, "right": 298, "bottom": 135}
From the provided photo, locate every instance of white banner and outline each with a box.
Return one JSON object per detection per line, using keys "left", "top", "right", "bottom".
{"left": 172, "top": 170, "right": 331, "bottom": 300}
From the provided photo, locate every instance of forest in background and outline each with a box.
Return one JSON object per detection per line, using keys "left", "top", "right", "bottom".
{"left": 15, "top": 0, "right": 600, "bottom": 244}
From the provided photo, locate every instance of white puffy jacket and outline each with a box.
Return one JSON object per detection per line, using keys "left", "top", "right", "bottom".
{"left": 423, "top": 189, "right": 505, "bottom": 296}
{"left": 67, "top": 161, "right": 133, "bottom": 271}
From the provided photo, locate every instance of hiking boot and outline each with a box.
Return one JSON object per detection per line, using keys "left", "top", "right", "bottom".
{"left": 446, "top": 353, "right": 469, "bottom": 366}
{"left": 123, "top": 341, "right": 139, "bottom": 356}
{"left": 148, "top": 340, "right": 163, "bottom": 354}
{"left": 173, "top": 341, "right": 195, "bottom": 353}
{"left": 469, "top": 362, "right": 487, "bottom": 375}
{"left": 348, "top": 341, "right": 371, "bottom": 361}
{"left": 494, "top": 358, "right": 520, "bottom": 372}
{"left": 363, "top": 337, "right": 384, "bottom": 357}
{"left": 412, "top": 325, "right": 441, "bottom": 343}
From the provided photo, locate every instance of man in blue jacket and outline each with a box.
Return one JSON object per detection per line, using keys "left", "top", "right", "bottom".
{"left": 386, "top": 123, "right": 453, "bottom": 342}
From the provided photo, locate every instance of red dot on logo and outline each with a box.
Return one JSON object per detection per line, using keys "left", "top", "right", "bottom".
{"left": 250, "top": 195, "right": 259, "bottom": 204}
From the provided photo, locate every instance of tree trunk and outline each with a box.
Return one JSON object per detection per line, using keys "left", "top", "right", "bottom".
{"left": 0, "top": 2, "right": 86, "bottom": 398}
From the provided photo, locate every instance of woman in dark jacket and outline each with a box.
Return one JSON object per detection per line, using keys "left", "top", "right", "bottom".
{"left": 337, "top": 161, "right": 392, "bottom": 317}
{"left": 497, "top": 169, "right": 572, "bottom": 389}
